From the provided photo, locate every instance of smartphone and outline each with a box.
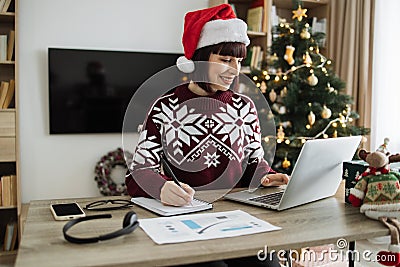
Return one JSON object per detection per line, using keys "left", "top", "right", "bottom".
{"left": 50, "top": 202, "right": 86, "bottom": 221}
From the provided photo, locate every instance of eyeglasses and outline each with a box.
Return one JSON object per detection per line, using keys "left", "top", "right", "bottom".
{"left": 84, "top": 199, "right": 133, "bottom": 211}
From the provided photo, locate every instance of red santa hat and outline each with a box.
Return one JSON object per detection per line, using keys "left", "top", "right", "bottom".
{"left": 177, "top": 4, "right": 250, "bottom": 73}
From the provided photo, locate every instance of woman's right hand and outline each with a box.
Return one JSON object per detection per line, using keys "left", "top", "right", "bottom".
{"left": 160, "top": 181, "right": 195, "bottom": 206}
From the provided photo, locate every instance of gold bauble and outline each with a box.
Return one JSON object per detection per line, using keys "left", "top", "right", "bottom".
{"left": 308, "top": 111, "right": 316, "bottom": 126}
{"left": 321, "top": 105, "right": 332, "bottom": 119}
{"left": 277, "top": 125, "right": 285, "bottom": 141}
{"left": 280, "top": 86, "right": 288, "bottom": 97}
{"left": 269, "top": 89, "right": 277, "bottom": 102}
{"left": 282, "top": 157, "right": 291, "bottom": 169}
{"left": 307, "top": 74, "right": 318, "bottom": 86}
{"left": 260, "top": 81, "right": 267, "bottom": 93}
{"left": 303, "top": 52, "right": 312, "bottom": 65}
{"left": 300, "top": 29, "right": 311, "bottom": 39}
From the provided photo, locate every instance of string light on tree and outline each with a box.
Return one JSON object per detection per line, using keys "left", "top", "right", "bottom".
{"left": 252, "top": 0, "right": 369, "bottom": 173}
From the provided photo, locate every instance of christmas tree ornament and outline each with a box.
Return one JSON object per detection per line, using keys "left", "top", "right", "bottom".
{"left": 300, "top": 28, "right": 311, "bottom": 39}
{"left": 326, "top": 82, "right": 335, "bottom": 93}
{"left": 260, "top": 81, "right": 267, "bottom": 93}
{"left": 269, "top": 89, "right": 277, "bottom": 102}
{"left": 280, "top": 86, "right": 288, "bottom": 97}
{"left": 267, "top": 53, "right": 279, "bottom": 66}
{"left": 282, "top": 156, "right": 291, "bottom": 169}
{"left": 303, "top": 52, "right": 312, "bottom": 65}
{"left": 377, "top": 137, "right": 390, "bottom": 154}
{"left": 267, "top": 110, "right": 274, "bottom": 120}
{"left": 307, "top": 73, "right": 318, "bottom": 86}
{"left": 308, "top": 111, "right": 316, "bottom": 126}
{"left": 284, "top": 45, "right": 295, "bottom": 65}
{"left": 321, "top": 105, "right": 332, "bottom": 119}
{"left": 277, "top": 125, "right": 285, "bottom": 141}
{"left": 292, "top": 5, "right": 308, "bottom": 22}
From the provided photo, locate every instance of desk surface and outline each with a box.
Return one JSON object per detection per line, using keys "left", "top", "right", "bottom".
{"left": 15, "top": 182, "right": 388, "bottom": 267}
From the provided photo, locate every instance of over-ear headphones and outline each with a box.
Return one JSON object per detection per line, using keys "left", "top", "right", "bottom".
{"left": 63, "top": 211, "right": 139, "bottom": 244}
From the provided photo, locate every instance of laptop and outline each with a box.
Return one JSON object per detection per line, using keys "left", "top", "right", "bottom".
{"left": 224, "top": 136, "right": 362, "bottom": 210}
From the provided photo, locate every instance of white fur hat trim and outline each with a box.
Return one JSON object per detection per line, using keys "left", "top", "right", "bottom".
{"left": 176, "top": 56, "right": 195, "bottom": 73}
{"left": 197, "top": 18, "right": 250, "bottom": 49}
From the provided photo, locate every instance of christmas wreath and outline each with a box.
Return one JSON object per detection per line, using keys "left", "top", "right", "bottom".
{"left": 94, "top": 148, "right": 133, "bottom": 196}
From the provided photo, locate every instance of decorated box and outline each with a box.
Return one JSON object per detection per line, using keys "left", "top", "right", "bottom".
{"left": 343, "top": 160, "right": 400, "bottom": 204}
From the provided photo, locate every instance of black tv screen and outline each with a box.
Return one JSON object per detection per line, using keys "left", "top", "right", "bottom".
{"left": 48, "top": 48, "right": 182, "bottom": 134}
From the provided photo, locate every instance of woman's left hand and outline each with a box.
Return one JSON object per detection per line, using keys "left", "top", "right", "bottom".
{"left": 261, "top": 173, "right": 290, "bottom": 187}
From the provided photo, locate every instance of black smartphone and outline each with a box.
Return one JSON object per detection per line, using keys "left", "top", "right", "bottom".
{"left": 50, "top": 202, "right": 86, "bottom": 221}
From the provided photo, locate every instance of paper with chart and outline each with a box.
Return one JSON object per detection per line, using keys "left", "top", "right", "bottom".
{"left": 138, "top": 209, "right": 281, "bottom": 244}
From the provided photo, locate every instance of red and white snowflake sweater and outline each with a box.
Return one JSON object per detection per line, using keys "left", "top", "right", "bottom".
{"left": 125, "top": 84, "right": 274, "bottom": 199}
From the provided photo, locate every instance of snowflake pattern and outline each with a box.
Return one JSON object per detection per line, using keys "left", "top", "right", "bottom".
{"left": 132, "top": 93, "right": 264, "bottom": 170}
{"left": 204, "top": 152, "right": 221, "bottom": 168}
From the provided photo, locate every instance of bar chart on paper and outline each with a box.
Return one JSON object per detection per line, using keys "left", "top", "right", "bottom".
{"left": 138, "top": 210, "right": 281, "bottom": 244}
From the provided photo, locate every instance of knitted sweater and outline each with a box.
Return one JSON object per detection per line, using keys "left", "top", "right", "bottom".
{"left": 125, "top": 84, "right": 274, "bottom": 199}
{"left": 350, "top": 170, "right": 400, "bottom": 213}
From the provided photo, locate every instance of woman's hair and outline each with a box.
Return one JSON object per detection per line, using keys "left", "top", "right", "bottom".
{"left": 190, "top": 42, "right": 247, "bottom": 92}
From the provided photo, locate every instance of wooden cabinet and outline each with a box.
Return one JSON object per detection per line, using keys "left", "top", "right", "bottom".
{"left": 0, "top": 0, "right": 19, "bottom": 258}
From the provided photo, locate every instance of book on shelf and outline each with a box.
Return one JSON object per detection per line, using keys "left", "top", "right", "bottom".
{"left": 0, "top": 0, "right": 6, "bottom": 12}
{"left": 1, "top": 175, "right": 17, "bottom": 207}
{"left": 2, "top": 0, "right": 12, "bottom": 13}
{"left": 7, "top": 30, "right": 14, "bottom": 61}
{"left": 246, "top": 6, "right": 263, "bottom": 32}
{"left": 0, "top": 81, "right": 9, "bottom": 108}
{"left": 0, "top": 35, "right": 7, "bottom": 62}
{"left": 3, "top": 221, "right": 17, "bottom": 251}
{"left": 2, "top": 79, "right": 14, "bottom": 109}
{"left": 0, "top": 178, "right": 2, "bottom": 206}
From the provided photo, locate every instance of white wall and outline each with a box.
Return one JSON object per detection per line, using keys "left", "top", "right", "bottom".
{"left": 18, "top": 0, "right": 208, "bottom": 202}
{"left": 372, "top": 0, "right": 400, "bottom": 153}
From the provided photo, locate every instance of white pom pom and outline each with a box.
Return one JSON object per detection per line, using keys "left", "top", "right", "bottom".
{"left": 176, "top": 56, "right": 195, "bottom": 73}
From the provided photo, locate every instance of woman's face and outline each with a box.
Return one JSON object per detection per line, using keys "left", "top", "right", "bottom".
{"left": 207, "top": 53, "right": 243, "bottom": 93}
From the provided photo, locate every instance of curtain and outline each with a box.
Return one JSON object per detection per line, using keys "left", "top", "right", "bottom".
{"left": 328, "top": 0, "right": 375, "bottom": 149}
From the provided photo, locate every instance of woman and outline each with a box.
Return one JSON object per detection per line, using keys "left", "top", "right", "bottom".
{"left": 126, "top": 4, "right": 288, "bottom": 266}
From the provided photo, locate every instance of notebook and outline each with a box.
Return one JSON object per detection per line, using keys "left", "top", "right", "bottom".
{"left": 224, "top": 136, "right": 362, "bottom": 211}
{"left": 131, "top": 197, "right": 212, "bottom": 216}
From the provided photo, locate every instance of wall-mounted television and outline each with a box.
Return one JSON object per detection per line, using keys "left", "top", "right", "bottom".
{"left": 48, "top": 48, "right": 182, "bottom": 134}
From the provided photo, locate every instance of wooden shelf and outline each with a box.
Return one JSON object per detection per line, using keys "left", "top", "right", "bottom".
{"left": 0, "top": 205, "right": 16, "bottom": 210}
{"left": 0, "top": 0, "right": 18, "bottom": 259}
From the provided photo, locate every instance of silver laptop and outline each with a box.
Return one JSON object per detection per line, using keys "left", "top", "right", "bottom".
{"left": 224, "top": 136, "right": 362, "bottom": 210}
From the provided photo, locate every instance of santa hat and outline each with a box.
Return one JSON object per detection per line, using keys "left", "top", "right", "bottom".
{"left": 177, "top": 4, "right": 250, "bottom": 73}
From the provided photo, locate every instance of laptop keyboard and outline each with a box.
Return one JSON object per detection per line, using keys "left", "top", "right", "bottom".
{"left": 248, "top": 191, "right": 284, "bottom": 206}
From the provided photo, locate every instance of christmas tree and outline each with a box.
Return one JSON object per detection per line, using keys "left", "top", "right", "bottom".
{"left": 252, "top": 1, "right": 369, "bottom": 173}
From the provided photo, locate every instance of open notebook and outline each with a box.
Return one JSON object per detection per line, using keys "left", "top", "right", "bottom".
{"left": 131, "top": 197, "right": 212, "bottom": 216}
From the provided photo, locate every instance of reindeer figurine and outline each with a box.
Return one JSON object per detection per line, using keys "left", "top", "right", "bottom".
{"left": 349, "top": 149, "right": 400, "bottom": 266}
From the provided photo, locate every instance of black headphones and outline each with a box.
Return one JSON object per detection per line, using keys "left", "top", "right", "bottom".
{"left": 63, "top": 211, "right": 139, "bottom": 244}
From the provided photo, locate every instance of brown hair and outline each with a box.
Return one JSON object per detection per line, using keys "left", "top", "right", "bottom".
{"left": 190, "top": 42, "right": 247, "bottom": 92}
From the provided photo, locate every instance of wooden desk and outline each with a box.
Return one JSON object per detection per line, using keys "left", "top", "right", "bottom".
{"left": 15, "top": 182, "right": 388, "bottom": 267}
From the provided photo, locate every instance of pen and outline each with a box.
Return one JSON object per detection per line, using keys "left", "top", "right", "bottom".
{"left": 160, "top": 155, "right": 181, "bottom": 187}
{"left": 160, "top": 153, "right": 193, "bottom": 206}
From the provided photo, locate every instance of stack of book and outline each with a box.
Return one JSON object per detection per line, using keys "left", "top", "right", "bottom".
{"left": 242, "top": 45, "right": 263, "bottom": 73}
{"left": 0, "top": 174, "right": 17, "bottom": 207}
{"left": 0, "top": 79, "right": 15, "bottom": 109}
{"left": 0, "top": 0, "right": 13, "bottom": 13}
{"left": 0, "top": 29, "right": 15, "bottom": 62}
{"left": 2, "top": 221, "right": 17, "bottom": 251}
